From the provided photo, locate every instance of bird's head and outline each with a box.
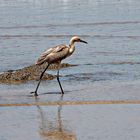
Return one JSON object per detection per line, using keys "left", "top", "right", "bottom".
{"left": 69, "top": 36, "right": 88, "bottom": 45}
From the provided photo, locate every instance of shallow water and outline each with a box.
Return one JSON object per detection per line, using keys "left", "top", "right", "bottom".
{"left": 1, "top": 0, "right": 140, "bottom": 140}
{"left": 1, "top": 104, "right": 140, "bottom": 140}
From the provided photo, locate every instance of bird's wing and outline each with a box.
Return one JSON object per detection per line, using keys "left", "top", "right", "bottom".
{"left": 36, "top": 44, "right": 67, "bottom": 65}
{"left": 41, "top": 44, "right": 66, "bottom": 56}
{"left": 51, "top": 44, "right": 67, "bottom": 53}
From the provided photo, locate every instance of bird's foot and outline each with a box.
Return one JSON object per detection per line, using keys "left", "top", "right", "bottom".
{"left": 60, "top": 91, "right": 64, "bottom": 96}
{"left": 30, "top": 91, "right": 38, "bottom": 97}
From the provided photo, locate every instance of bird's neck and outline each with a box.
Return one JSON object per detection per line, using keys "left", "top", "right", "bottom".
{"left": 69, "top": 42, "right": 75, "bottom": 55}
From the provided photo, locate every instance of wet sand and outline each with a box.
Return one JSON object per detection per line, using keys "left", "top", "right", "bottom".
{"left": 1, "top": 105, "right": 140, "bottom": 140}
{"left": 1, "top": 80, "right": 140, "bottom": 140}
{"left": 1, "top": 103, "right": 140, "bottom": 140}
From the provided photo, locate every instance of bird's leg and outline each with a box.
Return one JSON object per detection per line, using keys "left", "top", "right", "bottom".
{"left": 57, "top": 64, "right": 64, "bottom": 95}
{"left": 31, "top": 64, "right": 50, "bottom": 96}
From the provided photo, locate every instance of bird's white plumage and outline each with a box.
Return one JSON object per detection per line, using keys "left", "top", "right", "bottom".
{"left": 69, "top": 36, "right": 80, "bottom": 44}
{"left": 35, "top": 36, "right": 87, "bottom": 65}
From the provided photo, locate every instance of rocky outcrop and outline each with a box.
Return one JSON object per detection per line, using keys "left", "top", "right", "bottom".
{"left": 0, "top": 63, "right": 76, "bottom": 84}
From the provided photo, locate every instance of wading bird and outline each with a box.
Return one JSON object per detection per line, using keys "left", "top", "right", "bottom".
{"left": 31, "top": 36, "right": 87, "bottom": 96}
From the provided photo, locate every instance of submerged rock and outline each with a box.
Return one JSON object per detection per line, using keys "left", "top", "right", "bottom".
{"left": 0, "top": 63, "right": 76, "bottom": 84}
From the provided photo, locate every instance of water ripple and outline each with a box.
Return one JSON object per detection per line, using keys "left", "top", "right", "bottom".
{"left": 0, "top": 20, "right": 140, "bottom": 29}
{"left": 96, "top": 61, "right": 140, "bottom": 65}
{"left": 64, "top": 72, "right": 123, "bottom": 82}
{"left": 1, "top": 34, "right": 140, "bottom": 39}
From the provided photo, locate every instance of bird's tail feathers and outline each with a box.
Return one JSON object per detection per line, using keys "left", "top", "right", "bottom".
{"left": 35, "top": 58, "right": 48, "bottom": 65}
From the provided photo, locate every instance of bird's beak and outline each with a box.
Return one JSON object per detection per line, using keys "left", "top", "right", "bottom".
{"left": 80, "top": 39, "right": 88, "bottom": 44}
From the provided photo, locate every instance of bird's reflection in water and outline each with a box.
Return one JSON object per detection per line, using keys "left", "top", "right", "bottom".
{"left": 37, "top": 96, "right": 77, "bottom": 140}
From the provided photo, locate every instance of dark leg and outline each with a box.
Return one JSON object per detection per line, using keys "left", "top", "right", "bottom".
{"left": 57, "top": 67, "right": 64, "bottom": 95}
{"left": 31, "top": 64, "right": 50, "bottom": 96}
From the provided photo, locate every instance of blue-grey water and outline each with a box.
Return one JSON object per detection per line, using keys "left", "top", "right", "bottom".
{"left": 0, "top": 0, "right": 140, "bottom": 82}
{"left": 0, "top": 0, "right": 140, "bottom": 93}
{"left": 1, "top": 0, "right": 140, "bottom": 140}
